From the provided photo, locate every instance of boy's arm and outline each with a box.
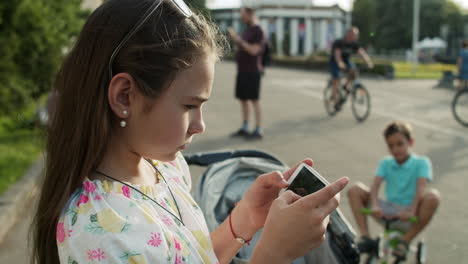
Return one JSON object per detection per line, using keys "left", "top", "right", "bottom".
{"left": 370, "top": 176, "right": 384, "bottom": 208}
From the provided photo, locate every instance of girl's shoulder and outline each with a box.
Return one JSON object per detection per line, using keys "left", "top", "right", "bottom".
{"left": 59, "top": 178, "right": 150, "bottom": 227}
{"left": 59, "top": 153, "right": 192, "bottom": 227}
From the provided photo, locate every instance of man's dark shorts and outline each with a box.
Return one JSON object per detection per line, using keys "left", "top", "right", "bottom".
{"left": 329, "top": 59, "right": 355, "bottom": 80}
{"left": 235, "top": 72, "right": 262, "bottom": 100}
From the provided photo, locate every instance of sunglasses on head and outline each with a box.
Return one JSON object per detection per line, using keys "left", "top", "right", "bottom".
{"left": 108, "top": 0, "right": 193, "bottom": 81}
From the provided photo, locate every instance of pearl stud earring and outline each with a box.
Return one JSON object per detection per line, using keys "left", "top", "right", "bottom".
{"left": 120, "top": 110, "right": 128, "bottom": 127}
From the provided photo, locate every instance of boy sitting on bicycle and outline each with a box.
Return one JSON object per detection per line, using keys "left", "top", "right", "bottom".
{"left": 347, "top": 121, "right": 440, "bottom": 260}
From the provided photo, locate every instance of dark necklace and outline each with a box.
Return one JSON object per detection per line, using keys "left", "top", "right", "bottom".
{"left": 95, "top": 159, "right": 184, "bottom": 226}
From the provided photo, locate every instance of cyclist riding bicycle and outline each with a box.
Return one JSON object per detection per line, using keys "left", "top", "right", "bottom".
{"left": 457, "top": 39, "right": 468, "bottom": 89}
{"left": 329, "top": 27, "right": 374, "bottom": 110}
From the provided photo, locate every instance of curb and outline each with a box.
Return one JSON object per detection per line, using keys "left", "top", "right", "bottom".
{"left": 0, "top": 155, "right": 44, "bottom": 243}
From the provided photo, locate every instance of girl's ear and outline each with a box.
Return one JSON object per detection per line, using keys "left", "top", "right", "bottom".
{"left": 409, "top": 138, "right": 415, "bottom": 146}
{"left": 107, "top": 73, "right": 138, "bottom": 118}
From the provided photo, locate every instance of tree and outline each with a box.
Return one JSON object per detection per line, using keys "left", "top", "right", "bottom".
{"left": 185, "top": 0, "right": 209, "bottom": 15}
{"left": 351, "top": 0, "right": 377, "bottom": 47}
{"left": 185, "top": 0, "right": 205, "bottom": 9}
{"left": 419, "top": 0, "right": 446, "bottom": 38}
{"left": 352, "top": 0, "right": 465, "bottom": 51}
{"left": 444, "top": 1, "right": 465, "bottom": 54}
{"left": 373, "top": 0, "right": 412, "bottom": 50}
{"left": 0, "top": 0, "right": 86, "bottom": 115}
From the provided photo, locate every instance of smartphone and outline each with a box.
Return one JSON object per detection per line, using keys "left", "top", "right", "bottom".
{"left": 281, "top": 163, "right": 330, "bottom": 196}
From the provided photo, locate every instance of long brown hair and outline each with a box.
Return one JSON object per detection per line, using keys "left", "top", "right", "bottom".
{"left": 31, "top": 1, "right": 224, "bottom": 263}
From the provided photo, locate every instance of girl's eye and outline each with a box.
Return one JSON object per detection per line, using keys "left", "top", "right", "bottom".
{"left": 184, "top": 105, "right": 197, "bottom": 110}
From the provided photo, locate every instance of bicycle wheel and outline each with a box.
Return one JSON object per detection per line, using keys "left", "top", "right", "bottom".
{"left": 452, "top": 88, "right": 468, "bottom": 127}
{"left": 351, "top": 84, "right": 371, "bottom": 122}
{"left": 323, "top": 82, "right": 338, "bottom": 116}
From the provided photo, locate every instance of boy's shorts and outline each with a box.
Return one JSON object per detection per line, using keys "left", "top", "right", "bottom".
{"left": 372, "top": 200, "right": 413, "bottom": 231}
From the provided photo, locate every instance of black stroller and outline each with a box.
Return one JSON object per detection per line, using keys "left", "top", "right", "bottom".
{"left": 185, "top": 149, "right": 360, "bottom": 264}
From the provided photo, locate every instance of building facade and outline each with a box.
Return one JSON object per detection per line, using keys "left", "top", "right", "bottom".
{"left": 210, "top": 0, "right": 350, "bottom": 56}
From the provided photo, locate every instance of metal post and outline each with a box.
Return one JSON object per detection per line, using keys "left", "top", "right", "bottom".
{"left": 412, "top": 0, "right": 420, "bottom": 73}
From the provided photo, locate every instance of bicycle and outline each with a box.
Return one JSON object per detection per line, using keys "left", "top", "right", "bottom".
{"left": 323, "top": 69, "right": 371, "bottom": 122}
{"left": 360, "top": 208, "right": 426, "bottom": 264}
{"left": 452, "top": 80, "right": 468, "bottom": 127}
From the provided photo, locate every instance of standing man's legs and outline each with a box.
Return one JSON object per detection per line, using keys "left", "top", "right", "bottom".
{"left": 241, "top": 100, "right": 249, "bottom": 125}
{"left": 231, "top": 99, "right": 250, "bottom": 137}
{"left": 251, "top": 100, "right": 262, "bottom": 137}
{"left": 232, "top": 73, "right": 251, "bottom": 137}
{"left": 240, "top": 100, "right": 250, "bottom": 133}
{"left": 232, "top": 72, "right": 263, "bottom": 139}
{"left": 248, "top": 72, "right": 263, "bottom": 139}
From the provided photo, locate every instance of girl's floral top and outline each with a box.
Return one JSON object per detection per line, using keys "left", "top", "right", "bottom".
{"left": 57, "top": 153, "right": 219, "bottom": 264}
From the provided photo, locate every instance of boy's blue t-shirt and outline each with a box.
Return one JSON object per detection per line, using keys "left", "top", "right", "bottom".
{"left": 376, "top": 154, "right": 432, "bottom": 206}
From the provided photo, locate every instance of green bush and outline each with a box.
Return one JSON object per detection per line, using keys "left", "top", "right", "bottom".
{"left": 311, "top": 50, "right": 330, "bottom": 57}
{"left": 0, "top": 98, "right": 44, "bottom": 195}
{"left": 0, "top": 0, "right": 87, "bottom": 116}
{"left": 270, "top": 55, "right": 394, "bottom": 78}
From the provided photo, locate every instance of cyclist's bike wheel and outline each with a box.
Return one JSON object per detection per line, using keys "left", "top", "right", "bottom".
{"left": 351, "top": 84, "right": 371, "bottom": 122}
{"left": 323, "top": 83, "right": 338, "bottom": 116}
{"left": 452, "top": 88, "right": 468, "bottom": 127}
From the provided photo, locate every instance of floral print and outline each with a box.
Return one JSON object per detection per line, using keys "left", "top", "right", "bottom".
{"left": 76, "top": 194, "right": 89, "bottom": 207}
{"left": 87, "top": 248, "right": 106, "bottom": 261}
{"left": 122, "top": 185, "right": 131, "bottom": 198}
{"left": 57, "top": 153, "right": 218, "bottom": 263}
{"left": 148, "top": 232, "right": 162, "bottom": 247}
{"left": 57, "top": 222, "right": 66, "bottom": 243}
{"left": 84, "top": 181, "right": 96, "bottom": 193}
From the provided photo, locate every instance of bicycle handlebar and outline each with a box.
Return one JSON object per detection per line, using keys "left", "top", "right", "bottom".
{"left": 360, "top": 208, "right": 418, "bottom": 223}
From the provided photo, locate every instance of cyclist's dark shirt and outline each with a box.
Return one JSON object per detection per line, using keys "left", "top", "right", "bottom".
{"left": 330, "top": 39, "right": 360, "bottom": 63}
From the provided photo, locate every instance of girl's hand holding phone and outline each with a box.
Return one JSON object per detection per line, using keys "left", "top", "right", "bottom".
{"left": 251, "top": 177, "right": 349, "bottom": 263}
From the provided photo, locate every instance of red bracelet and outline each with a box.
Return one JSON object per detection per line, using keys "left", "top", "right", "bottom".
{"left": 229, "top": 209, "right": 252, "bottom": 245}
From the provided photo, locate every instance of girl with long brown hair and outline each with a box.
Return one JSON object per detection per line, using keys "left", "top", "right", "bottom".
{"left": 31, "top": 0, "right": 349, "bottom": 263}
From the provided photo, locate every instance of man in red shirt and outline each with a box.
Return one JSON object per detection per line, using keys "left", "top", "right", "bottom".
{"left": 228, "top": 7, "right": 265, "bottom": 140}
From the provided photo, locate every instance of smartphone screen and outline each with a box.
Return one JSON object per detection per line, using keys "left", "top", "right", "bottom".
{"left": 287, "top": 166, "right": 327, "bottom": 196}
